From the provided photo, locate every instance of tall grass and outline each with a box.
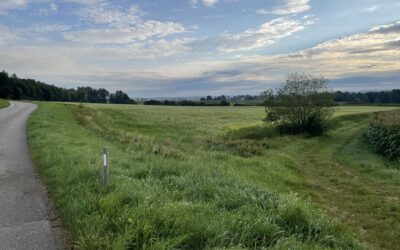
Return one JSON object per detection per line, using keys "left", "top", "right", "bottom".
{"left": 28, "top": 103, "right": 365, "bottom": 249}
{"left": 366, "top": 110, "right": 400, "bottom": 160}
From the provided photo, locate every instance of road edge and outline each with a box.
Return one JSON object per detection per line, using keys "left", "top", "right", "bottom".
{"left": 25, "top": 102, "right": 73, "bottom": 249}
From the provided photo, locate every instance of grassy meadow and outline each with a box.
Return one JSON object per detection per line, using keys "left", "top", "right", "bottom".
{"left": 27, "top": 103, "right": 400, "bottom": 249}
{"left": 0, "top": 99, "right": 10, "bottom": 109}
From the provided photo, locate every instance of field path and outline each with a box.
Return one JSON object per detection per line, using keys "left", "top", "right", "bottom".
{"left": 0, "top": 102, "right": 63, "bottom": 249}
{"left": 290, "top": 118, "right": 400, "bottom": 250}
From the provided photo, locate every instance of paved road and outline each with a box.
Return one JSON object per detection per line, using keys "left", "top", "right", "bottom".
{"left": 0, "top": 102, "right": 62, "bottom": 250}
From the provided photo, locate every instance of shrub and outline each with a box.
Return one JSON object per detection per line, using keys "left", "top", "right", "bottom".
{"left": 263, "top": 73, "right": 334, "bottom": 136}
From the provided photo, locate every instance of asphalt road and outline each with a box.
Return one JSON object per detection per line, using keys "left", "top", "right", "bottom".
{"left": 0, "top": 102, "right": 63, "bottom": 250}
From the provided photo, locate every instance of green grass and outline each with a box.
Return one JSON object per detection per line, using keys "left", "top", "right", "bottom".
{"left": 28, "top": 104, "right": 400, "bottom": 249}
{"left": 332, "top": 106, "right": 399, "bottom": 116}
{"left": 0, "top": 99, "right": 10, "bottom": 109}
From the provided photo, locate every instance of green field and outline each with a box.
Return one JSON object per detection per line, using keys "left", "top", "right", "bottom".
{"left": 28, "top": 104, "right": 400, "bottom": 249}
{"left": 0, "top": 99, "right": 10, "bottom": 109}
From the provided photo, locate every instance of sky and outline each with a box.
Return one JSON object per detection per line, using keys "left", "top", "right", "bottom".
{"left": 0, "top": 0, "right": 399, "bottom": 97}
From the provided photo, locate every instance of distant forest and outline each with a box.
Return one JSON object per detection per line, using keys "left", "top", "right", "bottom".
{"left": 0, "top": 71, "right": 136, "bottom": 104}
{"left": 334, "top": 90, "right": 400, "bottom": 104}
{"left": 144, "top": 99, "right": 230, "bottom": 106}
{"left": 227, "top": 90, "right": 400, "bottom": 104}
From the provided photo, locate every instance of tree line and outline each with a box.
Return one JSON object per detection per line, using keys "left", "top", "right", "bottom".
{"left": 0, "top": 70, "right": 136, "bottom": 104}
{"left": 334, "top": 90, "right": 400, "bottom": 104}
{"left": 203, "top": 90, "right": 400, "bottom": 105}
{"left": 144, "top": 99, "right": 230, "bottom": 106}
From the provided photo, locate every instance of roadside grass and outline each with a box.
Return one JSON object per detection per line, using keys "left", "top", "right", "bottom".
{"left": 28, "top": 103, "right": 399, "bottom": 249}
{"left": 0, "top": 99, "right": 10, "bottom": 109}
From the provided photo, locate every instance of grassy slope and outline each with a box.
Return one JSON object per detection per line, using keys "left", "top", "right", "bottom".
{"left": 0, "top": 99, "right": 10, "bottom": 109}
{"left": 28, "top": 103, "right": 399, "bottom": 249}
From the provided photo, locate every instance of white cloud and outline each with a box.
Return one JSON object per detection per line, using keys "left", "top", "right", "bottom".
{"left": 50, "top": 3, "right": 57, "bottom": 12}
{"left": 36, "top": 3, "right": 59, "bottom": 16}
{"left": 190, "top": 0, "right": 219, "bottom": 8}
{"left": 78, "top": 4, "right": 141, "bottom": 27}
{"left": 0, "top": 0, "right": 28, "bottom": 14}
{"left": 222, "top": 20, "right": 400, "bottom": 82}
{"left": 65, "top": 4, "right": 187, "bottom": 46}
{"left": 363, "top": 5, "right": 379, "bottom": 12}
{"left": 29, "top": 24, "right": 70, "bottom": 33}
{"left": 0, "top": 25, "right": 20, "bottom": 45}
{"left": 218, "top": 16, "right": 315, "bottom": 52}
{"left": 62, "top": 0, "right": 104, "bottom": 5}
{"left": 257, "top": 0, "right": 311, "bottom": 15}
{"left": 203, "top": 0, "right": 219, "bottom": 7}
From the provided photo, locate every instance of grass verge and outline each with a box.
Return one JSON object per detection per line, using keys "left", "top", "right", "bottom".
{"left": 0, "top": 99, "right": 10, "bottom": 109}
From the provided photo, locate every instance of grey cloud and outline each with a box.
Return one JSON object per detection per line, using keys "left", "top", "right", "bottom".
{"left": 370, "top": 21, "right": 400, "bottom": 34}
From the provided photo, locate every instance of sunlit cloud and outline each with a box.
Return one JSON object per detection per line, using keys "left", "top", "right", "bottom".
{"left": 257, "top": 0, "right": 311, "bottom": 15}
{"left": 218, "top": 16, "right": 315, "bottom": 52}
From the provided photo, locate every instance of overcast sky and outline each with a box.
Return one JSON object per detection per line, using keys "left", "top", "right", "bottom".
{"left": 0, "top": 0, "right": 399, "bottom": 97}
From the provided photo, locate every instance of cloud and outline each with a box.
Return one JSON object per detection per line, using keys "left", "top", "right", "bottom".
{"left": 245, "top": 20, "right": 400, "bottom": 82}
{"left": 36, "top": 3, "right": 59, "bottom": 16}
{"left": 62, "top": 0, "right": 104, "bottom": 5}
{"left": 0, "top": 0, "right": 28, "bottom": 14}
{"left": 29, "top": 23, "right": 71, "bottom": 33}
{"left": 0, "top": 0, "right": 59, "bottom": 15}
{"left": 58, "top": 3, "right": 191, "bottom": 59}
{"left": 257, "top": 0, "right": 311, "bottom": 15}
{"left": 218, "top": 16, "right": 315, "bottom": 52}
{"left": 190, "top": 0, "right": 219, "bottom": 8}
{"left": 0, "top": 2, "right": 194, "bottom": 63}
{"left": 363, "top": 5, "right": 379, "bottom": 13}
{"left": 50, "top": 3, "right": 57, "bottom": 12}
{"left": 0, "top": 25, "right": 20, "bottom": 45}
{"left": 70, "top": 4, "right": 186, "bottom": 44}
{"left": 202, "top": 0, "right": 219, "bottom": 7}
{"left": 370, "top": 21, "right": 400, "bottom": 34}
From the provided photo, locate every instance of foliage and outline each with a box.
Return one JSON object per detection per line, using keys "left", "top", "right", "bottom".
{"left": 366, "top": 110, "right": 400, "bottom": 160}
{"left": 109, "top": 90, "right": 136, "bottom": 104}
{"left": 263, "top": 73, "right": 334, "bottom": 136}
{"left": 0, "top": 70, "right": 135, "bottom": 104}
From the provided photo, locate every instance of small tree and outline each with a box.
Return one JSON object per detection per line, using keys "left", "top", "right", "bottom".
{"left": 263, "top": 73, "right": 334, "bottom": 136}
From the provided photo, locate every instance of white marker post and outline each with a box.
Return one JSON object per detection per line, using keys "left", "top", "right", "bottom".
{"left": 102, "top": 147, "right": 109, "bottom": 187}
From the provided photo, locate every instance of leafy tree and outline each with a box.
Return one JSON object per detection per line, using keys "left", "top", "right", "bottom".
{"left": 109, "top": 90, "right": 136, "bottom": 104}
{"left": 97, "top": 88, "right": 109, "bottom": 103}
{"left": 263, "top": 73, "right": 334, "bottom": 136}
{"left": 0, "top": 70, "right": 136, "bottom": 104}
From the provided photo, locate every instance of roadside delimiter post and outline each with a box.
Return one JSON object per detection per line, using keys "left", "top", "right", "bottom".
{"left": 103, "top": 147, "right": 109, "bottom": 187}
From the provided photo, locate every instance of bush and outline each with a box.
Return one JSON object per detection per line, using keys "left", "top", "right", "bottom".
{"left": 263, "top": 73, "right": 334, "bottom": 136}
{"left": 366, "top": 110, "right": 400, "bottom": 160}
